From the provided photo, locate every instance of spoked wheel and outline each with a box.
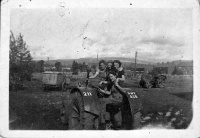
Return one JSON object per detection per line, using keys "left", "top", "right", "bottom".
{"left": 68, "top": 91, "right": 98, "bottom": 130}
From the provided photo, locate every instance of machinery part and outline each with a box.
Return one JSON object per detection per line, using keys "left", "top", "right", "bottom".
{"left": 139, "top": 74, "right": 152, "bottom": 88}
{"left": 132, "top": 111, "right": 142, "bottom": 129}
{"left": 139, "top": 79, "right": 151, "bottom": 88}
{"left": 121, "top": 92, "right": 142, "bottom": 129}
{"left": 68, "top": 91, "right": 97, "bottom": 130}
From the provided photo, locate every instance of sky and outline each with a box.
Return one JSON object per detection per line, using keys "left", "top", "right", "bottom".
{"left": 10, "top": 7, "right": 193, "bottom": 62}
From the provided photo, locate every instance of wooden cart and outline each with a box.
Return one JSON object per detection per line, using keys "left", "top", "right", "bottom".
{"left": 42, "top": 71, "right": 70, "bottom": 91}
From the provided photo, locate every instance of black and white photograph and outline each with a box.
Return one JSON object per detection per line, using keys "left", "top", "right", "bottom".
{"left": 1, "top": 0, "right": 200, "bottom": 137}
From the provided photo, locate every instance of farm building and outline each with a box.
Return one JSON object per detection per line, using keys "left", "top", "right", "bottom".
{"left": 135, "top": 64, "right": 154, "bottom": 74}
{"left": 154, "top": 60, "right": 193, "bottom": 75}
{"left": 153, "top": 67, "right": 168, "bottom": 74}
{"left": 155, "top": 62, "right": 176, "bottom": 74}
{"left": 176, "top": 61, "right": 193, "bottom": 75}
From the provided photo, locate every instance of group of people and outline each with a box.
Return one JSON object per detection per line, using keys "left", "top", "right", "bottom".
{"left": 89, "top": 59, "right": 125, "bottom": 87}
{"left": 88, "top": 60, "right": 126, "bottom": 128}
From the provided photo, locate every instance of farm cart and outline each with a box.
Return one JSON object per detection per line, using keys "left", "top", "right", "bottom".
{"left": 42, "top": 71, "right": 70, "bottom": 91}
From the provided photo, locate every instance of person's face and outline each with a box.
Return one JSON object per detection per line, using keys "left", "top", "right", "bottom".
{"left": 109, "top": 74, "right": 116, "bottom": 82}
{"left": 114, "top": 62, "right": 120, "bottom": 69}
{"left": 107, "top": 63, "right": 112, "bottom": 69}
{"left": 99, "top": 63, "right": 106, "bottom": 70}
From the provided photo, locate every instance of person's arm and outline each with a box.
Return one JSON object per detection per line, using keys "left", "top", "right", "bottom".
{"left": 117, "top": 75, "right": 125, "bottom": 81}
{"left": 89, "top": 69, "right": 99, "bottom": 79}
{"left": 99, "top": 88, "right": 111, "bottom": 95}
{"left": 114, "top": 80, "right": 126, "bottom": 93}
{"left": 99, "top": 80, "right": 108, "bottom": 85}
{"left": 117, "top": 69, "right": 125, "bottom": 82}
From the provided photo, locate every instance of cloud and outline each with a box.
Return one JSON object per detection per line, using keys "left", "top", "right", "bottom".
{"left": 10, "top": 8, "right": 192, "bottom": 62}
{"left": 141, "top": 36, "right": 185, "bottom": 47}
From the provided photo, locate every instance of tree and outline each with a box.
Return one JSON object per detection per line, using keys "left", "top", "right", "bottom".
{"left": 71, "top": 60, "right": 79, "bottom": 74}
{"left": 9, "top": 31, "right": 34, "bottom": 90}
{"left": 91, "top": 64, "right": 97, "bottom": 70}
{"left": 55, "top": 61, "right": 62, "bottom": 71}
{"left": 35, "top": 60, "right": 44, "bottom": 72}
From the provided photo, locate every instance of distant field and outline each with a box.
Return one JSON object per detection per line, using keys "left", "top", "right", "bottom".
{"left": 32, "top": 72, "right": 193, "bottom": 92}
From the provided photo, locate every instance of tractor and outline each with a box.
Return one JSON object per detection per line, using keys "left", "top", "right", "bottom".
{"left": 60, "top": 69, "right": 143, "bottom": 130}
{"left": 139, "top": 74, "right": 167, "bottom": 88}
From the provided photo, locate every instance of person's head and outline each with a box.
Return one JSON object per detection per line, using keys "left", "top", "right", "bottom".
{"left": 99, "top": 60, "right": 106, "bottom": 70}
{"left": 113, "top": 60, "right": 122, "bottom": 69}
{"left": 107, "top": 60, "right": 113, "bottom": 69}
{"left": 108, "top": 71, "right": 117, "bottom": 82}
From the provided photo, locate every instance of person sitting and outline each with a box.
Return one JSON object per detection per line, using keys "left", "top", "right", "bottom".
{"left": 105, "top": 60, "right": 114, "bottom": 80}
{"left": 88, "top": 60, "right": 111, "bottom": 94}
{"left": 99, "top": 71, "right": 126, "bottom": 128}
{"left": 89, "top": 60, "right": 107, "bottom": 81}
{"left": 113, "top": 60, "right": 125, "bottom": 86}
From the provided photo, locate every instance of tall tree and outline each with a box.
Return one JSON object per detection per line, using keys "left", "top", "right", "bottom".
{"left": 9, "top": 31, "right": 34, "bottom": 90}
{"left": 71, "top": 60, "right": 79, "bottom": 74}
{"left": 55, "top": 61, "right": 62, "bottom": 71}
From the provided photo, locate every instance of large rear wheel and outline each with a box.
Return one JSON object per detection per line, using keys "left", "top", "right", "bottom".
{"left": 68, "top": 91, "right": 98, "bottom": 130}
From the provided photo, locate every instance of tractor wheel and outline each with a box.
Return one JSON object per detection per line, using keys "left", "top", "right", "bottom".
{"left": 68, "top": 91, "right": 97, "bottom": 130}
{"left": 132, "top": 111, "right": 142, "bottom": 129}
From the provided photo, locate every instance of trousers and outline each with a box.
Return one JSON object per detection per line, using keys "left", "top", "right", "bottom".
{"left": 100, "top": 92, "right": 123, "bottom": 125}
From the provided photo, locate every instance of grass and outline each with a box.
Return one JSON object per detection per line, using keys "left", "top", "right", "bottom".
{"left": 9, "top": 74, "right": 193, "bottom": 130}
{"left": 9, "top": 85, "right": 69, "bottom": 130}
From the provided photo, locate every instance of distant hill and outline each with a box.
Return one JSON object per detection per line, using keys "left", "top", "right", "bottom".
{"left": 33, "top": 57, "right": 193, "bottom": 69}
{"left": 34, "top": 57, "right": 156, "bottom": 67}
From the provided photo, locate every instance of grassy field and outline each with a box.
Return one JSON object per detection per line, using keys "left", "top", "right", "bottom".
{"left": 9, "top": 73, "right": 193, "bottom": 130}
{"left": 9, "top": 80, "right": 70, "bottom": 130}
